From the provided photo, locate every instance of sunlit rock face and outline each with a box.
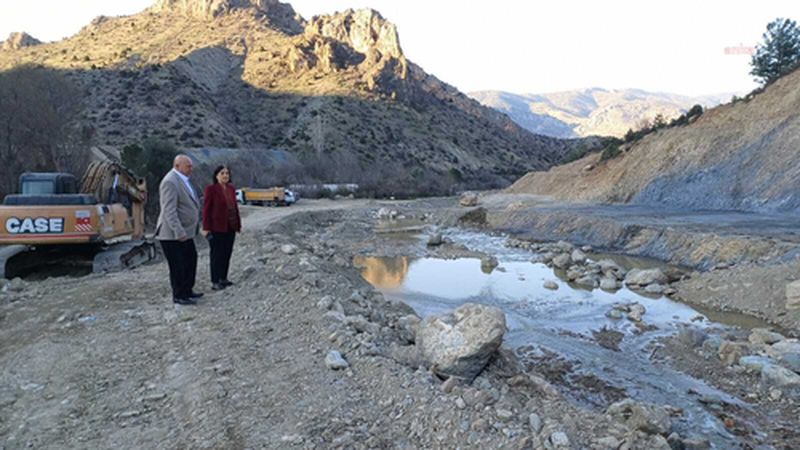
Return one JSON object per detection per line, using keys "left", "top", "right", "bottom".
{"left": 153, "top": 0, "right": 285, "bottom": 19}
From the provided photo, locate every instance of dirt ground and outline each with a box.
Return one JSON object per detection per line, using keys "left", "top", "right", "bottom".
{"left": 1, "top": 197, "right": 798, "bottom": 449}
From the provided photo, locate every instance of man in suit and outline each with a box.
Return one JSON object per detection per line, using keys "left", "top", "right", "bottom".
{"left": 156, "top": 154, "right": 203, "bottom": 305}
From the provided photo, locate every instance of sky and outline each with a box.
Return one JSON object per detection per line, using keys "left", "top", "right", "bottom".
{"left": 1, "top": 0, "right": 798, "bottom": 96}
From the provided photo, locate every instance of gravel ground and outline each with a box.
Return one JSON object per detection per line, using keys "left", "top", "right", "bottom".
{"left": 0, "top": 198, "right": 797, "bottom": 449}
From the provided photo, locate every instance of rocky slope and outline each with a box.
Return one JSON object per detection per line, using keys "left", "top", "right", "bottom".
{"left": 1, "top": 32, "right": 42, "bottom": 50}
{"left": 471, "top": 88, "right": 731, "bottom": 138}
{"left": 0, "top": 0, "right": 591, "bottom": 186}
{"left": 507, "top": 67, "right": 800, "bottom": 213}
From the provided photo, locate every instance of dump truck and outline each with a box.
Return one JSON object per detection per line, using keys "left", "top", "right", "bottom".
{"left": 0, "top": 161, "right": 156, "bottom": 278}
{"left": 236, "top": 187, "right": 296, "bottom": 206}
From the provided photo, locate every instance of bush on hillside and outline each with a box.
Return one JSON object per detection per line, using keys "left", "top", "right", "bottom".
{"left": 751, "top": 18, "right": 800, "bottom": 85}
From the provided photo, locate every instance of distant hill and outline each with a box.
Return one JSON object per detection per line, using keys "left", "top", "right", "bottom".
{"left": 0, "top": 0, "right": 596, "bottom": 192}
{"left": 470, "top": 88, "right": 733, "bottom": 138}
{"left": 507, "top": 68, "right": 800, "bottom": 213}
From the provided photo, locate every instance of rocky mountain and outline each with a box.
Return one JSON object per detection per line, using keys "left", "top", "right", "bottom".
{"left": 470, "top": 88, "right": 732, "bottom": 138}
{"left": 0, "top": 0, "right": 593, "bottom": 189}
{"left": 2, "top": 32, "right": 42, "bottom": 50}
{"left": 507, "top": 68, "right": 800, "bottom": 213}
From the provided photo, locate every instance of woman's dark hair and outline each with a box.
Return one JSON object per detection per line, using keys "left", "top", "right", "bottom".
{"left": 212, "top": 165, "right": 231, "bottom": 184}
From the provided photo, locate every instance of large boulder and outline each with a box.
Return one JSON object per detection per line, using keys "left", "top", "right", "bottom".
{"left": 416, "top": 303, "right": 507, "bottom": 381}
{"left": 624, "top": 268, "right": 668, "bottom": 287}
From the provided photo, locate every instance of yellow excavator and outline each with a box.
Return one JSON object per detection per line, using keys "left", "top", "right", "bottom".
{"left": 0, "top": 160, "right": 156, "bottom": 278}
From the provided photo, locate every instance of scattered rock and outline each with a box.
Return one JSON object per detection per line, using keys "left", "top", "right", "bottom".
{"left": 718, "top": 340, "right": 749, "bottom": 366}
{"left": 549, "top": 431, "right": 570, "bottom": 447}
{"left": 785, "top": 280, "right": 800, "bottom": 309}
{"left": 376, "top": 208, "right": 399, "bottom": 220}
{"left": 765, "top": 340, "right": 800, "bottom": 372}
{"left": 480, "top": 256, "right": 499, "bottom": 273}
{"left": 748, "top": 328, "right": 785, "bottom": 345}
{"left": 426, "top": 232, "right": 443, "bottom": 246}
{"left": 4, "top": 277, "right": 25, "bottom": 293}
{"left": 325, "top": 350, "right": 350, "bottom": 370}
{"left": 280, "top": 244, "right": 298, "bottom": 255}
{"left": 528, "top": 413, "right": 543, "bottom": 433}
{"left": 575, "top": 275, "right": 599, "bottom": 288}
{"left": 599, "top": 277, "right": 620, "bottom": 290}
{"left": 495, "top": 408, "right": 514, "bottom": 421}
{"left": 644, "top": 283, "right": 665, "bottom": 295}
{"left": 761, "top": 363, "right": 800, "bottom": 387}
{"left": 738, "top": 355, "right": 773, "bottom": 372}
{"left": 459, "top": 192, "right": 479, "bottom": 207}
{"left": 552, "top": 253, "right": 572, "bottom": 269}
{"left": 624, "top": 268, "right": 668, "bottom": 287}
{"left": 571, "top": 249, "right": 587, "bottom": 264}
{"left": 626, "top": 303, "right": 646, "bottom": 322}
{"left": 416, "top": 303, "right": 507, "bottom": 381}
{"left": 543, "top": 280, "right": 559, "bottom": 290}
{"left": 676, "top": 328, "right": 707, "bottom": 348}
{"left": 607, "top": 399, "right": 671, "bottom": 435}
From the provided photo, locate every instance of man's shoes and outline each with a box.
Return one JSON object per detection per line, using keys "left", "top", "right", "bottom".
{"left": 212, "top": 282, "right": 226, "bottom": 291}
{"left": 173, "top": 297, "right": 197, "bottom": 305}
{"left": 189, "top": 291, "right": 204, "bottom": 298}
{"left": 221, "top": 280, "right": 234, "bottom": 287}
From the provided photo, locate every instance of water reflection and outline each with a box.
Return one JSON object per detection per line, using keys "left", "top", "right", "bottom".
{"left": 352, "top": 256, "right": 410, "bottom": 289}
{"left": 354, "top": 255, "right": 770, "bottom": 334}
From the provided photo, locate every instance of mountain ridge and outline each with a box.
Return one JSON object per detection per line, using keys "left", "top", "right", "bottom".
{"left": 0, "top": 1, "right": 594, "bottom": 191}
{"left": 471, "top": 88, "right": 734, "bottom": 138}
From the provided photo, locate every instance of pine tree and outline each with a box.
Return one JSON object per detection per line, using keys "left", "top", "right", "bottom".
{"left": 750, "top": 18, "right": 800, "bottom": 85}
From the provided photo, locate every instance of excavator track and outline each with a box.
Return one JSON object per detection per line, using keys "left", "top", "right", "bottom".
{"left": 0, "top": 240, "right": 157, "bottom": 279}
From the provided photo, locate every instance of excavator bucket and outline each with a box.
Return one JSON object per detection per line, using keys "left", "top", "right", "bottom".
{"left": 92, "top": 240, "right": 157, "bottom": 273}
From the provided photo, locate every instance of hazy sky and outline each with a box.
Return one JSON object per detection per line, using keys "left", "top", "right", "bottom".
{"left": 1, "top": 0, "right": 798, "bottom": 96}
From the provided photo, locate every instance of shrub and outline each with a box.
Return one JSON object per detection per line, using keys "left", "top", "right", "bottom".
{"left": 600, "top": 144, "right": 621, "bottom": 161}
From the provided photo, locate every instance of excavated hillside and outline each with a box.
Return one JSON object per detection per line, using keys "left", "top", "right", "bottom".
{"left": 0, "top": 0, "right": 591, "bottom": 185}
{"left": 508, "top": 67, "right": 800, "bottom": 213}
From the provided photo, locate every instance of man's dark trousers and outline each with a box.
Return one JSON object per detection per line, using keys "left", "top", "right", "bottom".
{"left": 161, "top": 239, "right": 197, "bottom": 299}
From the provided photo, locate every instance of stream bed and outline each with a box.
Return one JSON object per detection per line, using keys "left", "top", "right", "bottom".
{"left": 355, "top": 229, "right": 776, "bottom": 448}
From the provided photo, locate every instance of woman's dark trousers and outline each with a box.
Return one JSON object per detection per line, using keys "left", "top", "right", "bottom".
{"left": 209, "top": 232, "right": 235, "bottom": 283}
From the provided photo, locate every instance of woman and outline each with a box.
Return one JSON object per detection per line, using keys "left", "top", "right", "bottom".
{"left": 201, "top": 165, "right": 242, "bottom": 291}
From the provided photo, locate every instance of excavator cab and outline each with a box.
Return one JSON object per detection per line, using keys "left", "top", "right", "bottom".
{"left": 4, "top": 173, "right": 97, "bottom": 206}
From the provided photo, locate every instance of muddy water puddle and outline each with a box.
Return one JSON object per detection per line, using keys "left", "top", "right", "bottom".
{"left": 355, "top": 229, "right": 773, "bottom": 448}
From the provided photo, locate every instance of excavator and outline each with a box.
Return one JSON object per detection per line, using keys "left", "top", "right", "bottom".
{"left": 0, "top": 160, "right": 156, "bottom": 278}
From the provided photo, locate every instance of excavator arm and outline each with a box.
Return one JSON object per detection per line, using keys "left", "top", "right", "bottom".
{"left": 80, "top": 161, "right": 147, "bottom": 239}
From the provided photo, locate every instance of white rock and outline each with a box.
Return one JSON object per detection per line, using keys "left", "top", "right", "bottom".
{"left": 571, "top": 249, "right": 587, "bottom": 264}
{"left": 785, "top": 280, "right": 800, "bottom": 309}
{"left": 624, "top": 268, "right": 668, "bottom": 287}
{"left": 280, "top": 244, "right": 298, "bottom": 255}
{"left": 600, "top": 277, "right": 620, "bottom": 290}
{"left": 325, "top": 350, "right": 349, "bottom": 370}
{"left": 748, "top": 328, "right": 785, "bottom": 345}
